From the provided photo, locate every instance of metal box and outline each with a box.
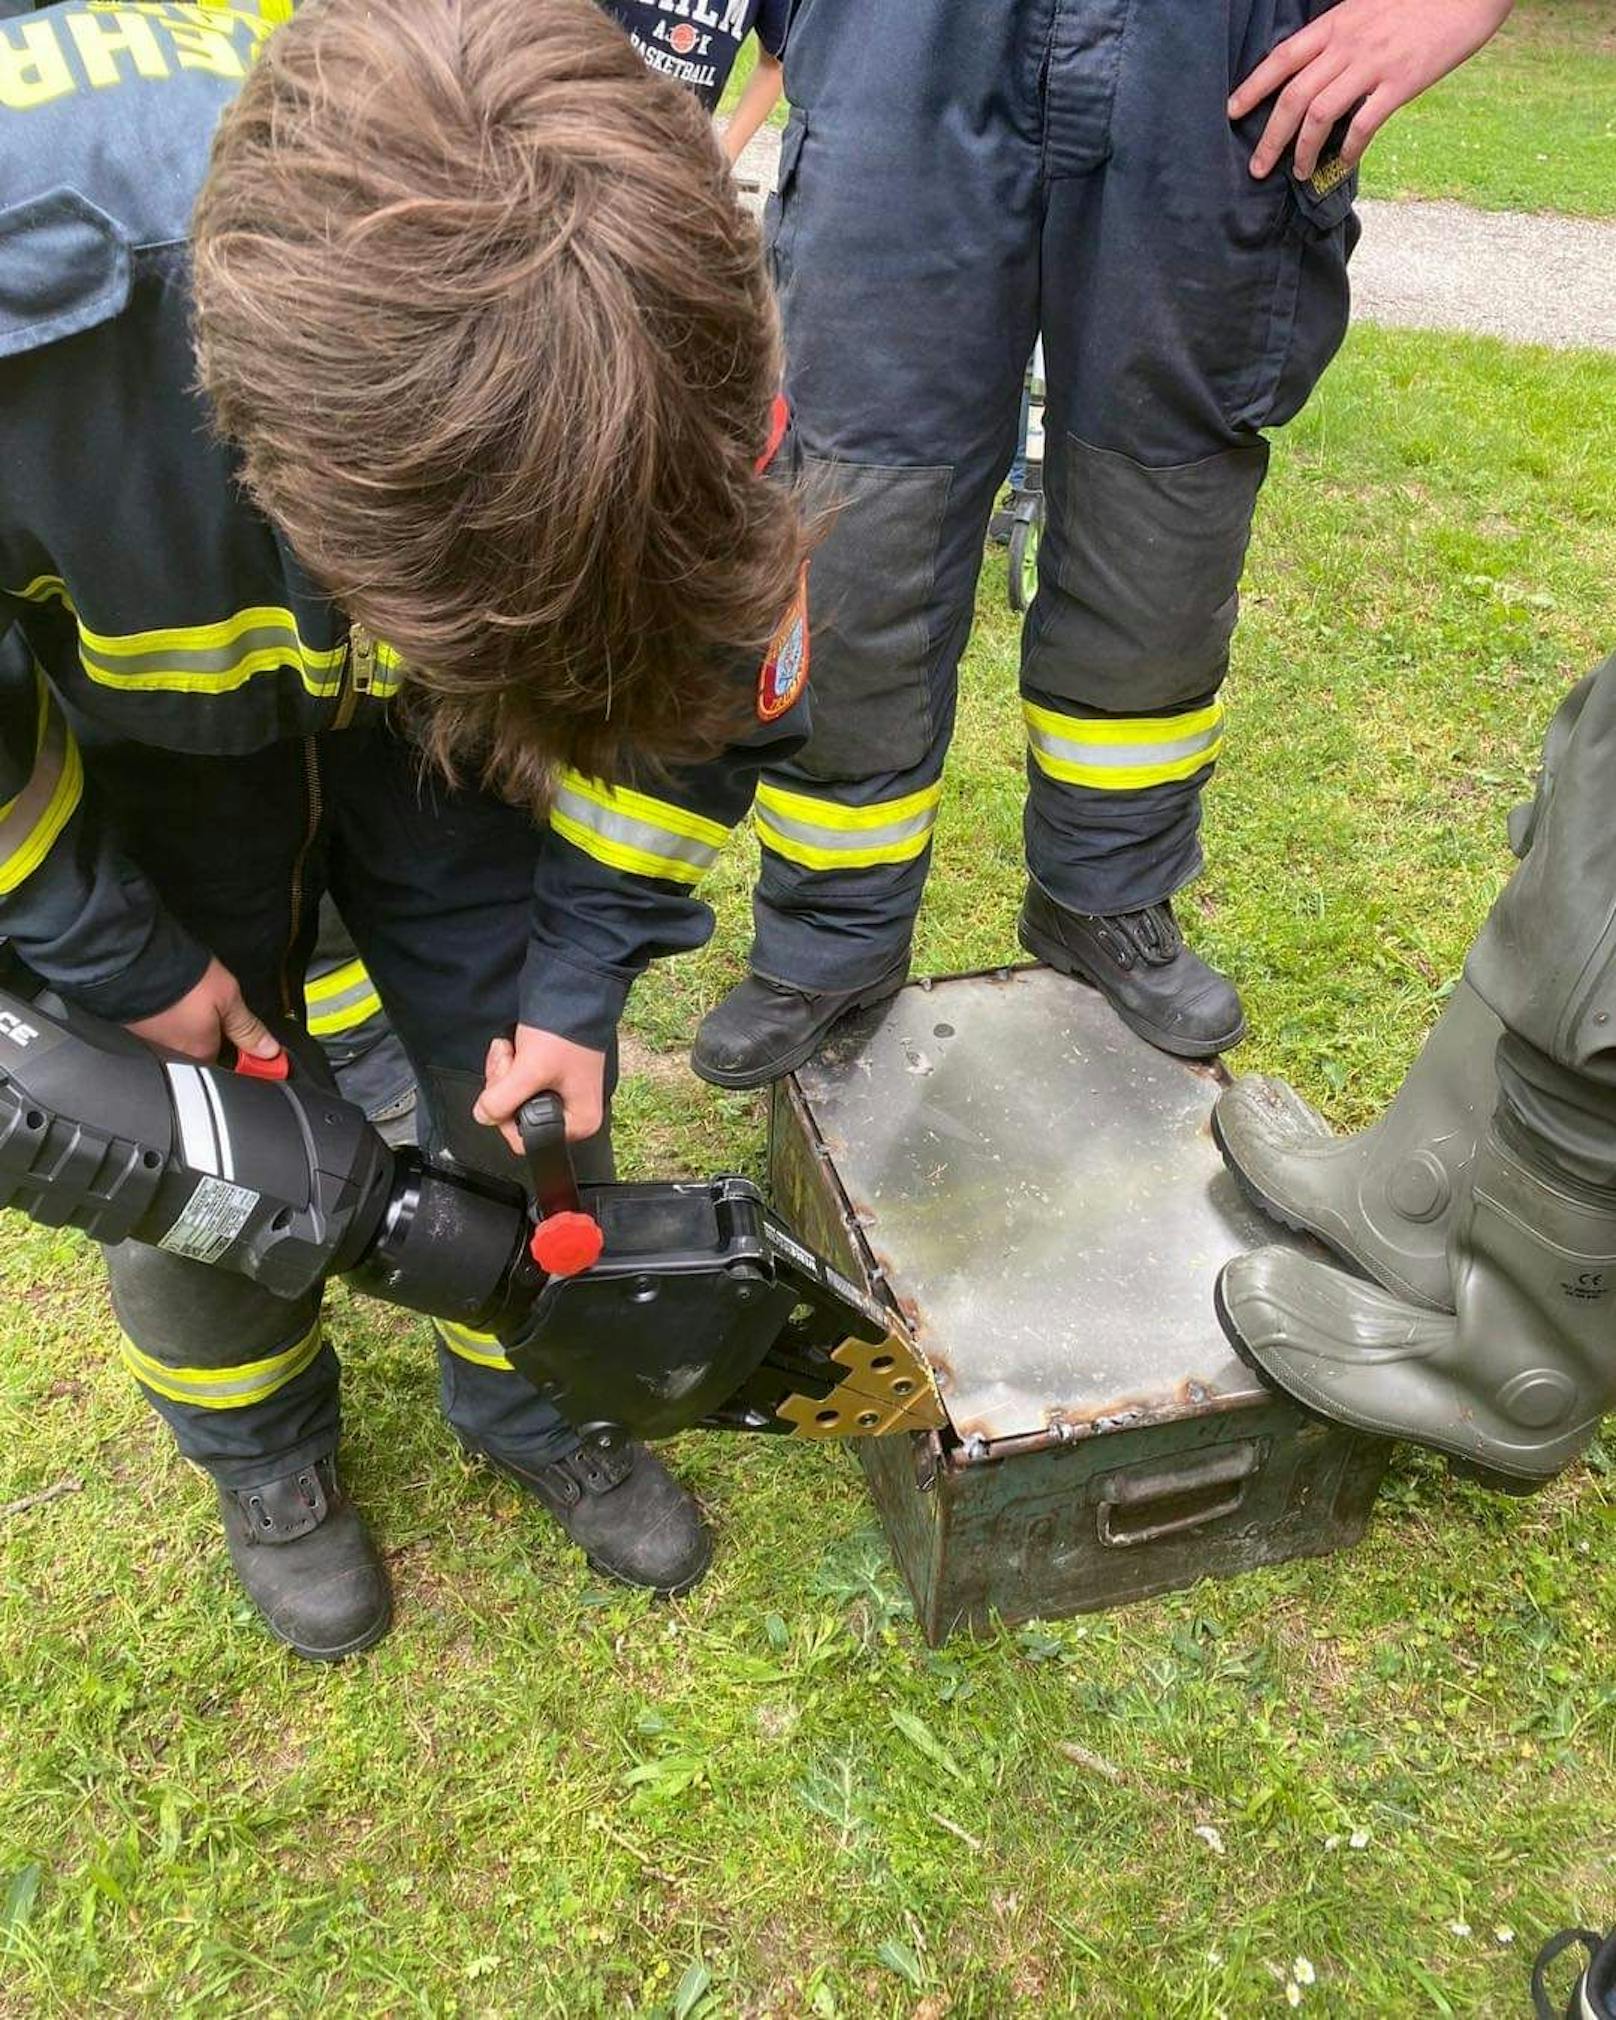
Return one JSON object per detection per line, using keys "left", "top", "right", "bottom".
{"left": 768, "top": 967, "right": 1389, "bottom": 1643}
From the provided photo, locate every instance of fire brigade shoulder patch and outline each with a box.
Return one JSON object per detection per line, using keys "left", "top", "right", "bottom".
{"left": 757, "top": 569, "right": 810, "bottom": 723}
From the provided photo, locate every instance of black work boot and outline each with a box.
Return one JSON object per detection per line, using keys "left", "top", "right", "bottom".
{"left": 464, "top": 1436, "right": 712, "bottom": 1595}
{"left": 1018, "top": 881, "right": 1245, "bottom": 1058}
{"left": 1533, "top": 1925, "right": 1616, "bottom": 2018}
{"left": 691, "top": 959, "right": 909, "bottom": 1088}
{"left": 218, "top": 1455, "right": 392, "bottom": 1661}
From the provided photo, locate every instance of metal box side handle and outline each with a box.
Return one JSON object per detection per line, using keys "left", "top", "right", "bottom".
{"left": 1095, "top": 1441, "right": 1263, "bottom": 1550}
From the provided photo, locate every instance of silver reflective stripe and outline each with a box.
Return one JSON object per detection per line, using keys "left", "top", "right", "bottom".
{"left": 305, "top": 967, "right": 382, "bottom": 1035}
{"left": 310, "top": 973, "right": 377, "bottom": 1017}
{"left": 758, "top": 800, "right": 938, "bottom": 854}
{"left": 119, "top": 1322, "right": 325, "bottom": 1409}
{"left": 0, "top": 689, "right": 79, "bottom": 890}
{"left": 1026, "top": 722, "right": 1222, "bottom": 771}
{"left": 436, "top": 1320, "right": 514, "bottom": 1371}
{"left": 200, "top": 1069, "right": 236, "bottom": 1182}
{"left": 76, "top": 624, "right": 343, "bottom": 691}
{"left": 78, "top": 623, "right": 298, "bottom": 677}
{"left": 165, "top": 1064, "right": 219, "bottom": 1176}
{"left": 551, "top": 783, "right": 721, "bottom": 877}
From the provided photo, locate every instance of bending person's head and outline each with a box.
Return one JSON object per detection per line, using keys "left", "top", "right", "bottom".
{"left": 193, "top": 0, "right": 800, "bottom": 797}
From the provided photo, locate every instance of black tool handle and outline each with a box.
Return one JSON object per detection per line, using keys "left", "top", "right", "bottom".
{"left": 517, "top": 1093, "right": 582, "bottom": 1218}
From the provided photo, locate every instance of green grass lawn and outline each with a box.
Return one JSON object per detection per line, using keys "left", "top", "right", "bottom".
{"left": 1361, "top": 0, "right": 1616, "bottom": 216}
{"left": 3, "top": 324, "right": 1616, "bottom": 2017}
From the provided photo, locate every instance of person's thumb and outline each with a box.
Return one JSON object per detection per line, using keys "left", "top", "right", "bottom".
{"left": 219, "top": 990, "right": 282, "bottom": 1060}
{"left": 473, "top": 1049, "right": 517, "bottom": 1127}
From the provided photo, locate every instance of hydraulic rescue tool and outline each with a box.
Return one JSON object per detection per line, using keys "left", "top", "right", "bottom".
{"left": 0, "top": 980, "right": 942, "bottom": 1444}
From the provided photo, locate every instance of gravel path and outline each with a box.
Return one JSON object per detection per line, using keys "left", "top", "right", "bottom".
{"left": 733, "top": 128, "right": 1616, "bottom": 352}
{"left": 1352, "top": 198, "right": 1616, "bottom": 351}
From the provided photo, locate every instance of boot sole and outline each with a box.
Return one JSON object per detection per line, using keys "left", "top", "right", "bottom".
{"left": 266, "top": 1595, "right": 394, "bottom": 1663}
{"left": 584, "top": 1536, "right": 713, "bottom": 1600}
{"left": 1209, "top": 1103, "right": 1379, "bottom": 1279}
{"left": 1210, "top": 1271, "right": 1555, "bottom": 1499}
{"left": 691, "top": 968, "right": 910, "bottom": 1090}
{"left": 1210, "top": 1103, "right": 1465, "bottom": 1315}
{"left": 1016, "top": 916, "right": 1245, "bottom": 1060}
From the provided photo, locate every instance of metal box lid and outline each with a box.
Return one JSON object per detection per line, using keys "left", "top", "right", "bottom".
{"left": 794, "top": 967, "right": 1302, "bottom": 1447}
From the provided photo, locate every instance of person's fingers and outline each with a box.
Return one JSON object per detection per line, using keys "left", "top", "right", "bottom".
{"left": 218, "top": 990, "right": 282, "bottom": 1060}
{"left": 1340, "top": 81, "right": 1400, "bottom": 167}
{"left": 475, "top": 1059, "right": 601, "bottom": 1147}
{"left": 1250, "top": 50, "right": 1352, "bottom": 177}
{"left": 1227, "top": 17, "right": 1328, "bottom": 120}
{"left": 1291, "top": 66, "right": 1368, "bottom": 179}
{"left": 473, "top": 1038, "right": 517, "bottom": 1123}
{"left": 560, "top": 1087, "right": 604, "bottom": 1145}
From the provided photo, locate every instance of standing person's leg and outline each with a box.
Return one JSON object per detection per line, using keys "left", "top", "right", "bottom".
{"left": 1019, "top": 0, "right": 1356, "bottom": 1057}
{"left": 73, "top": 729, "right": 389, "bottom": 1660}
{"left": 1218, "top": 657, "right": 1616, "bottom": 1488}
{"left": 325, "top": 724, "right": 710, "bottom": 1594}
{"left": 691, "top": 0, "right": 1042, "bottom": 1088}
{"left": 1469, "top": 659, "right": 1616, "bottom": 1182}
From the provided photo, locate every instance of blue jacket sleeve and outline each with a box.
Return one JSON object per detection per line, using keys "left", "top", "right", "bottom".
{"left": 521, "top": 684, "right": 809, "bottom": 1049}
{"left": 0, "top": 613, "right": 208, "bottom": 1019}
{"left": 754, "top": 0, "right": 791, "bottom": 57}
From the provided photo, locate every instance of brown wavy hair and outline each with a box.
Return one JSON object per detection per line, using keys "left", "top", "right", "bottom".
{"left": 192, "top": 0, "right": 803, "bottom": 801}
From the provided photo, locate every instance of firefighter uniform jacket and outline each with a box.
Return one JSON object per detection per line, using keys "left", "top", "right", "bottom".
{"left": 0, "top": 0, "right": 807, "bottom": 1047}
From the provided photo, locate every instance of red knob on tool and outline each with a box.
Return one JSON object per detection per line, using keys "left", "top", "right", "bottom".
{"left": 233, "top": 1049, "right": 291, "bottom": 1082}
{"left": 529, "top": 1212, "right": 604, "bottom": 1278}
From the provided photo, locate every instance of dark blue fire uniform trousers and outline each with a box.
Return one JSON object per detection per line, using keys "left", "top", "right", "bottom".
{"left": 88, "top": 719, "right": 609, "bottom": 1490}
{"left": 750, "top": 0, "right": 1359, "bottom": 991}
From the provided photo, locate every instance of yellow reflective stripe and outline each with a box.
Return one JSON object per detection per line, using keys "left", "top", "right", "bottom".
{"left": 551, "top": 770, "right": 729, "bottom": 887}
{"left": 0, "top": 674, "right": 83, "bottom": 893}
{"left": 549, "top": 808, "right": 707, "bottom": 885}
{"left": 755, "top": 779, "right": 942, "bottom": 832}
{"left": 303, "top": 956, "right": 384, "bottom": 1038}
{"left": 1023, "top": 700, "right": 1224, "bottom": 748}
{"left": 753, "top": 779, "right": 941, "bottom": 872}
{"left": 119, "top": 1320, "right": 324, "bottom": 1410}
{"left": 755, "top": 818, "right": 935, "bottom": 871}
{"left": 1023, "top": 699, "right": 1224, "bottom": 791}
{"left": 436, "top": 1321, "right": 514, "bottom": 1373}
{"left": 6, "top": 577, "right": 349, "bottom": 699}
{"left": 559, "top": 771, "right": 729, "bottom": 850}
{"left": 372, "top": 640, "right": 405, "bottom": 697}
{"left": 304, "top": 958, "right": 368, "bottom": 1006}
{"left": 306, "top": 991, "right": 382, "bottom": 1038}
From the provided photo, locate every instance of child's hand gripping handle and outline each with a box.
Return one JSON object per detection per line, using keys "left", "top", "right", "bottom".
{"left": 517, "top": 1093, "right": 603, "bottom": 1277}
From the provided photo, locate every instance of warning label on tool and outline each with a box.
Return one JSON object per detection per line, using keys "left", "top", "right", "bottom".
{"left": 824, "top": 1264, "right": 882, "bottom": 1324}
{"left": 158, "top": 1175, "right": 260, "bottom": 1264}
{"left": 765, "top": 1221, "right": 820, "bottom": 1279}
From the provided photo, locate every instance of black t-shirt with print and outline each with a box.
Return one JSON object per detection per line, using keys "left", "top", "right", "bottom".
{"left": 596, "top": 0, "right": 789, "bottom": 112}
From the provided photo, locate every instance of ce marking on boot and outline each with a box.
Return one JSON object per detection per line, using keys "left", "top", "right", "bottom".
{"left": 1563, "top": 1270, "right": 1609, "bottom": 1301}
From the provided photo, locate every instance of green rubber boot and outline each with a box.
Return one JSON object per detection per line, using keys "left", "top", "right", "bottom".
{"left": 1215, "top": 1119, "right": 1616, "bottom": 1490}
{"left": 1212, "top": 981, "right": 1501, "bottom": 1310}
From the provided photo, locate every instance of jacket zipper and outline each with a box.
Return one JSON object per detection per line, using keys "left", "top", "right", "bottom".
{"left": 280, "top": 625, "right": 364, "bottom": 1015}
{"left": 331, "top": 623, "right": 376, "bottom": 732}
{"left": 281, "top": 736, "right": 323, "bottom": 1020}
